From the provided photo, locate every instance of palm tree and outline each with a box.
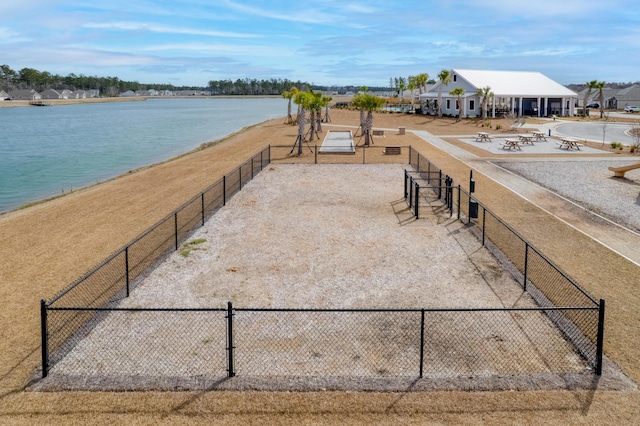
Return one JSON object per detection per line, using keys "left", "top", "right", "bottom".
{"left": 306, "top": 90, "right": 324, "bottom": 140}
{"left": 354, "top": 87, "right": 368, "bottom": 137}
{"left": 281, "top": 86, "right": 298, "bottom": 124}
{"left": 415, "top": 73, "right": 429, "bottom": 95}
{"left": 322, "top": 95, "right": 333, "bottom": 123}
{"left": 594, "top": 81, "right": 606, "bottom": 118}
{"left": 449, "top": 87, "right": 465, "bottom": 121}
{"left": 583, "top": 80, "right": 598, "bottom": 118}
{"left": 352, "top": 93, "right": 385, "bottom": 146}
{"left": 398, "top": 78, "right": 406, "bottom": 105}
{"left": 292, "top": 91, "right": 310, "bottom": 155}
{"left": 437, "top": 69, "right": 451, "bottom": 118}
{"left": 407, "top": 76, "right": 417, "bottom": 108}
{"left": 415, "top": 73, "right": 429, "bottom": 113}
{"left": 476, "top": 86, "right": 494, "bottom": 120}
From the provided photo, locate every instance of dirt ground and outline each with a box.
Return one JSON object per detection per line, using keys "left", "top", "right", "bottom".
{"left": 0, "top": 104, "right": 638, "bottom": 424}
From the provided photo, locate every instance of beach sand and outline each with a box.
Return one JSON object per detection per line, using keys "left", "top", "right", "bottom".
{"left": 0, "top": 107, "right": 639, "bottom": 424}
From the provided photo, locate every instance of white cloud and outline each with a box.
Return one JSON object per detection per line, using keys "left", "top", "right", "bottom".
{"left": 83, "top": 21, "right": 261, "bottom": 38}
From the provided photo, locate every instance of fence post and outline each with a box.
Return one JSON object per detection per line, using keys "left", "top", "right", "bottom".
{"left": 438, "top": 170, "right": 442, "bottom": 199}
{"left": 408, "top": 146, "right": 412, "bottom": 166}
{"left": 174, "top": 212, "right": 179, "bottom": 251}
{"left": 362, "top": 145, "right": 366, "bottom": 164}
{"left": 227, "top": 301, "right": 235, "bottom": 377}
{"left": 409, "top": 176, "right": 414, "bottom": 210}
{"left": 251, "top": 158, "right": 254, "bottom": 180}
{"left": 201, "top": 193, "right": 205, "bottom": 226}
{"left": 404, "top": 170, "right": 408, "bottom": 199}
{"left": 239, "top": 166, "right": 242, "bottom": 190}
{"left": 40, "top": 299, "right": 49, "bottom": 378}
{"left": 268, "top": 145, "right": 271, "bottom": 164}
{"left": 457, "top": 185, "right": 461, "bottom": 219}
{"left": 596, "top": 299, "right": 605, "bottom": 375}
{"left": 414, "top": 181, "right": 419, "bottom": 218}
{"left": 223, "top": 175, "right": 226, "bottom": 206}
{"left": 482, "top": 207, "right": 486, "bottom": 246}
{"left": 125, "top": 247, "right": 130, "bottom": 297}
{"left": 419, "top": 309, "right": 425, "bottom": 378}
{"left": 315, "top": 145, "right": 318, "bottom": 164}
{"left": 523, "top": 243, "right": 529, "bottom": 292}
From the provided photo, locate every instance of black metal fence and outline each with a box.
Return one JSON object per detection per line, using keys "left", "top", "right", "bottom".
{"left": 269, "top": 144, "right": 410, "bottom": 165}
{"left": 407, "top": 146, "right": 604, "bottom": 374}
{"left": 41, "top": 302, "right": 601, "bottom": 389}
{"left": 38, "top": 145, "right": 605, "bottom": 388}
{"left": 41, "top": 147, "right": 270, "bottom": 376}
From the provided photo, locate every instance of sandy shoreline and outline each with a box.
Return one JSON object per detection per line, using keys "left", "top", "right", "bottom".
{"left": 0, "top": 94, "right": 350, "bottom": 109}
{"left": 1, "top": 108, "right": 639, "bottom": 423}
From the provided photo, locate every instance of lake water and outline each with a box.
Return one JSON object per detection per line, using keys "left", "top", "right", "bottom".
{"left": 0, "top": 97, "right": 287, "bottom": 213}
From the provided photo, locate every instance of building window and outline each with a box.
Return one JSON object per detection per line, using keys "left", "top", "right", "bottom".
{"left": 469, "top": 100, "right": 475, "bottom": 110}
{"left": 446, "top": 99, "right": 451, "bottom": 109}
{"left": 453, "top": 74, "right": 457, "bottom": 82}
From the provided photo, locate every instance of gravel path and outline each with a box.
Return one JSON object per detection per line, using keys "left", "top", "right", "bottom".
{"left": 494, "top": 159, "right": 640, "bottom": 232}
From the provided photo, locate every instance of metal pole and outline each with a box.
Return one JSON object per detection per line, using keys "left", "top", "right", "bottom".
{"left": 362, "top": 145, "right": 366, "bottom": 164}
{"left": 419, "top": 309, "right": 425, "bottom": 378}
{"left": 438, "top": 170, "right": 442, "bottom": 199}
{"left": 315, "top": 145, "right": 318, "bottom": 164}
{"left": 596, "top": 299, "right": 605, "bottom": 375}
{"left": 125, "top": 247, "right": 130, "bottom": 297}
{"left": 174, "top": 212, "right": 179, "bottom": 251}
{"left": 414, "top": 182, "right": 419, "bottom": 218}
{"left": 482, "top": 207, "right": 486, "bottom": 246}
{"left": 457, "top": 185, "right": 461, "bottom": 219}
{"left": 523, "top": 243, "right": 529, "bottom": 291}
{"left": 404, "top": 170, "right": 408, "bottom": 199}
{"left": 239, "top": 167, "right": 242, "bottom": 190}
{"left": 409, "top": 176, "right": 414, "bottom": 209}
{"left": 201, "top": 193, "right": 205, "bottom": 226}
{"left": 40, "top": 299, "right": 49, "bottom": 378}
{"left": 221, "top": 175, "right": 226, "bottom": 207}
{"left": 251, "top": 158, "right": 254, "bottom": 180}
{"left": 227, "top": 301, "right": 235, "bottom": 377}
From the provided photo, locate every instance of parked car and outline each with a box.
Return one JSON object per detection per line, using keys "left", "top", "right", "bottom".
{"left": 586, "top": 103, "right": 600, "bottom": 108}
{"left": 624, "top": 105, "right": 639, "bottom": 113}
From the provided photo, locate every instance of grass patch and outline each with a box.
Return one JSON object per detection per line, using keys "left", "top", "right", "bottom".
{"left": 180, "top": 238, "right": 207, "bottom": 257}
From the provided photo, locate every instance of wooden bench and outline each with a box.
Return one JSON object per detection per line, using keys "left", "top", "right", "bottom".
{"left": 383, "top": 146, "right": 401, "bottom": 155}
{"left": 609, "top": 162, "right": 640, "bottom": 177}
{"left": 372, "top": 130, "right": 385, "bottom": 137}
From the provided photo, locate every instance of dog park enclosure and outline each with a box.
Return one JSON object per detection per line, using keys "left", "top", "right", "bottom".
{"left": 37, "top": 147, "right": 605, "bottom": 391}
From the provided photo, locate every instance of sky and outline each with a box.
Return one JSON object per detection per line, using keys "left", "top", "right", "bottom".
{"left": 1, "top": 0, "right": 639, "bottom": 88}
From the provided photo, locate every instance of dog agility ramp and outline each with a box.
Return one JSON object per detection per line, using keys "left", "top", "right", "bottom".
{"left": 319, "top": 130, "right": 355, "bottom": 154}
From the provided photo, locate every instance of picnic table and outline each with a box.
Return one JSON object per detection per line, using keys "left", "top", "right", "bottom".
{"left": 558, "top": 137, "right": 581, "bottom": 150}
{"left": 517, "top": 134, "right": 535, "bottom": 145}
{"left": 475, "top": 132, "right": 493, "bottom": 142}
{"left": 532, "top": 131, "right": 547, "bottom": 141}
{"left": 501, "top": 139, "right": 522, "bottom": 150}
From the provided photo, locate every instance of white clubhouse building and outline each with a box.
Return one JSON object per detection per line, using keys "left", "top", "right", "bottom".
{"left": 419, "top": 69, "right": 578, "bottom": 118}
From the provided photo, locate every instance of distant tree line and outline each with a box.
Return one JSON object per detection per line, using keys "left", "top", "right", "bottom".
{"left": 207, "top": 78, "right": 311, "bottom": 95}
{"left": 0, "top": 64, "right": 204, "bottom": 96}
